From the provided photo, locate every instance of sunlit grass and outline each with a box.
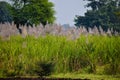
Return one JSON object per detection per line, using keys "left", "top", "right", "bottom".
{"left": 50, "top": 73, "right": 120, "bottom": 80}
{"left": 0, "top": 34, "right": 120, "bottom": 77}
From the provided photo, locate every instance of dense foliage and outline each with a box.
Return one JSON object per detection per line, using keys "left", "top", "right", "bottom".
{"left": 74, "top": 0, "right": 120, "bottom": 32}
{"left": 10, "top": 0, "right": 55, "bottom": 26}
{"left": 0, "top": 0, "right": 55, "bottom": 27}
{"left": 0, "top": 1, "right": 13, "bottom": 23}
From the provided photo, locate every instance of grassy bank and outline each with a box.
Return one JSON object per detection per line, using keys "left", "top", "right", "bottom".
{"left": 0, "top": 35, "right": 120, "bottom": 77}
{"left": 51, "top": 73, "right": 120, "bottom": 80}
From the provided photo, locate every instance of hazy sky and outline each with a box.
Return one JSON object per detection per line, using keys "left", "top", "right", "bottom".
{"left": 49, "top": 0, "right": 88, "bottom": 26}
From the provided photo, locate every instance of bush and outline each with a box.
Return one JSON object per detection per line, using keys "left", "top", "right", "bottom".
{"left": 34, "top": 61, "right": 54, "bottom": 77}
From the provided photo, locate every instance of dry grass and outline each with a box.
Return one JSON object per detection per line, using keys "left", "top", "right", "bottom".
{"left": 0, "top": 22, "right": 119, "bottom": 39}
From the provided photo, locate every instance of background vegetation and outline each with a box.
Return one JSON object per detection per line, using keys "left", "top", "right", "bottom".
{"left": 75, "top": 0, "right": 120, "bottom": 32}
{"left": 0, "top": 1, "right": 13, "bottom": 23}
{"left": 0, "top": 0, "right": 55, "bottom": 27}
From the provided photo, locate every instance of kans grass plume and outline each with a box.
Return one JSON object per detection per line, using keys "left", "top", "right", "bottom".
{"left": 0, "top": 22, "right": 119, "bottom": 39}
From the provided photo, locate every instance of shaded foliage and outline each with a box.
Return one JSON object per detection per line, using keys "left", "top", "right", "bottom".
{"left": 0, "top": 0, "right": 55, "bottom": 27}
{"left": 75, "top": 0, "right": 120, "bottom": 32}
{"left": 34, "top": 61, "right": 54, "bottom": 77}
{"left": 0, "top": 1, "right": 13, "bottom": 23}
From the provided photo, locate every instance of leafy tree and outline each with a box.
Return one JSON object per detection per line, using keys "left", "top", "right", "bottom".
{"left": 0, "top": 1, "right": 13, "bottom": 23}
{"left": 116, "top": 11, "right": 120, "bottom": 20}
{"left": 75, "top": 0, "right": 120, "bottom": 32}
{"left": 10, "top": 0, "right": 55, "bottom": 27}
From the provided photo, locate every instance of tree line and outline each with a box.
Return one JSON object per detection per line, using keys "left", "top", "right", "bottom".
{"left": 74, "top": 0, "right": 120, "bottom": 32}
{"left": 0, "top": 0, "right": 55, "bottom": 27}
{"left": 0, "top": 0, "right": 120, "bottom": 32}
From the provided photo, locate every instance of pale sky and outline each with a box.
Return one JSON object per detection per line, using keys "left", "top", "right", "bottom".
{"left": 49, "top": 0, "right": 89, "bottom": 26}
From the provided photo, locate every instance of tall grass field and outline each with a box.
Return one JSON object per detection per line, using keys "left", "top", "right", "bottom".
{"left": 0, "top": 23, "right": 120, "bottom": 78}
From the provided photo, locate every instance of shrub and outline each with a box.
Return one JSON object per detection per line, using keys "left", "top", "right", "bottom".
{"left": 34, "top": 61, "right": 54, "bottom": 77}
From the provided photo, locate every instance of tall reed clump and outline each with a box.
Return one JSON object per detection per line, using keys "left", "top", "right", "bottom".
{"left": 0, "top": 34, "right": 120, "bottom": 77}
